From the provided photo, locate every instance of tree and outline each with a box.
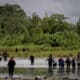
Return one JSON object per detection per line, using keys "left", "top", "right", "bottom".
{"left": 0, "top": 4, "right": 29, "bottom": 35}
{"left": 76, "top": 18, "right": 80, "bottom": 34}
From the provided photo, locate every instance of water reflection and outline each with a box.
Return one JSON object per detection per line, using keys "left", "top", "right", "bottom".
{"left": 1, "top": 67, "right": 80, "bottom": 79}
{"left": 77, "top": 68, "right": 80, "bottom": 76}
{"left": 66, "top": 67, "right": 71, "bottom": 74}
{"left": 29, "top": 68, "right": 34, "bottom": 75}
{"left": 58, "top": 67, "right": 65, "bottom": 74}
{"left": 48, "top": 66, "right": 53, "bottom": 76}
{"left": 57, "top": 67, "right": 66, "bottom": 78}
{"left": 72, "top": 67, "right": 76, "bottom": 74}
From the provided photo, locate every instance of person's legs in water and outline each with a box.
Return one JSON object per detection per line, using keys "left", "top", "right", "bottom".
{"left": 10, "top": 72, "right": 13, "bottom": 79}
{"left": 31, "top": 60, "right": 34, "bottom": 65}
{"left": 8, "top": 68, "right": 14, "bottom": 79}
{"left": 48, "top": 66, "right": 53, "bottom": 76}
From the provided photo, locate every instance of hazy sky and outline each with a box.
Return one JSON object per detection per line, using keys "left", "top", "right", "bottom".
{"left": 0, "top": 0, "right": 80, "bottom": 23}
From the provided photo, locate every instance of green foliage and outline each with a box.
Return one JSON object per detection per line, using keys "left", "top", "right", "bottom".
{"left": 0, "top": 4, "right": 29, "bottom": 35}
{"left": 51, "top": 31, "right": 80, "bottom": 48}
{"left": 0, "top": 4, "right": 79, "bottom": 49}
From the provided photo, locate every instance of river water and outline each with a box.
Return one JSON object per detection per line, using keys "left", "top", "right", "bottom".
{"left": 0, "top": 58, "right": 80, "bottom": 79}
{"left": 0, "top": 67, "right": 80, "bottom": 80}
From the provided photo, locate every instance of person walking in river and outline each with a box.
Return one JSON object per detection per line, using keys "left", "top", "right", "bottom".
{"left": 8, "top": 57, "right": 16, "bottom": 78}
{"left": 29, "top": 55, "right": 35, "bottom": 65}
{"left": 65, "top": 57, "right": 71, "bottom": 68}
{"left": 71, "top": 57, "right": 76, "bottom": 73}
{"left": 58, "top": 57, "right": 65, "bottom": 68}
{"left": 53, "top": 58, "right": 57, "bottom": 68}
{"left": 77, "top": 52, "right": 80, "bottom": 68}
{"left": 47, "top": 54, "right": 53, "bottom": 75}
{"left": 71, "top": 57, "right": 76, "bottom": 69}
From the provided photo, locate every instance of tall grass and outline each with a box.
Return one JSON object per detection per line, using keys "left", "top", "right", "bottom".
{"left": 0, "top": 44, "right": 79, "bottom": 57}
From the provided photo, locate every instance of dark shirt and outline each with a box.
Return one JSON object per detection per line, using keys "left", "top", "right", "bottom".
{"left": 8, "top": 60, "right": 16, "bottom": 68}
{"left": 30, "top": 56, "right": 34, "bottom": 61}
{"left": 65, "top": 58, "right": 70, "bottom": 66}
{"left": 71, "top": 59, "right": 76, "bottom": 66}
{"left": 47, "top": 57, "right": 53, "bottom": 66}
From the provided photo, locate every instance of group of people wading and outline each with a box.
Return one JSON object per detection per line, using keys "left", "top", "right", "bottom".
{"left": 1, "top": 51, "right": 80, "bottom": 79}
{"left": 47, "top": 52, "right": 80, "bottom": 75}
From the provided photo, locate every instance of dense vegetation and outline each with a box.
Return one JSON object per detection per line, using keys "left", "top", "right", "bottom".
{"left": 0, "top": 4, "right": 80, "bottom": 50}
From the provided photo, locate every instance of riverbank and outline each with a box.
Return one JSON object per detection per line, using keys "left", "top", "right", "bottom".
{"left": 0, "top": 45, "right": 80, "bottom": 57}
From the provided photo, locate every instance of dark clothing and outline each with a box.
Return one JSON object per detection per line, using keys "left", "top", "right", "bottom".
{"left": 2, "top": 51, "right": 8, "bottom": 61}
{"left": 47, "top": 56, "right": 53, "bottom": 75}
{"left": 58, "top": 58, "right": 64, "bottom": 68}
{"left": 47, "top": 57, "right": 53, "bottom": 67}
{"left": 53, "top": 60, "right": 57, "bottom": 68}
{"left": 53, "top": 63, "right": 57, "bottom": 67}
{"left": 65, "top": 58, "right": 71, "bottom": 68}
{"left": 8, "top": 59, "right": 16, "bottom": 78}
{"left": 71, "top": 58, "right": 76, "bottom": 68}
{"left": 0, "top": 57, "right": 1, "bottom": 61}
{"left": 78, "top": 63, "right": 80, "bottom": 67}
{"left": 15, "top": 48, "right": 18, "bottom": 52}
{"left": 71, "top": 59, "right": 76, "bottom": 73}
{"left": 29, "top": 55, "right": 34, "bottom": 65}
